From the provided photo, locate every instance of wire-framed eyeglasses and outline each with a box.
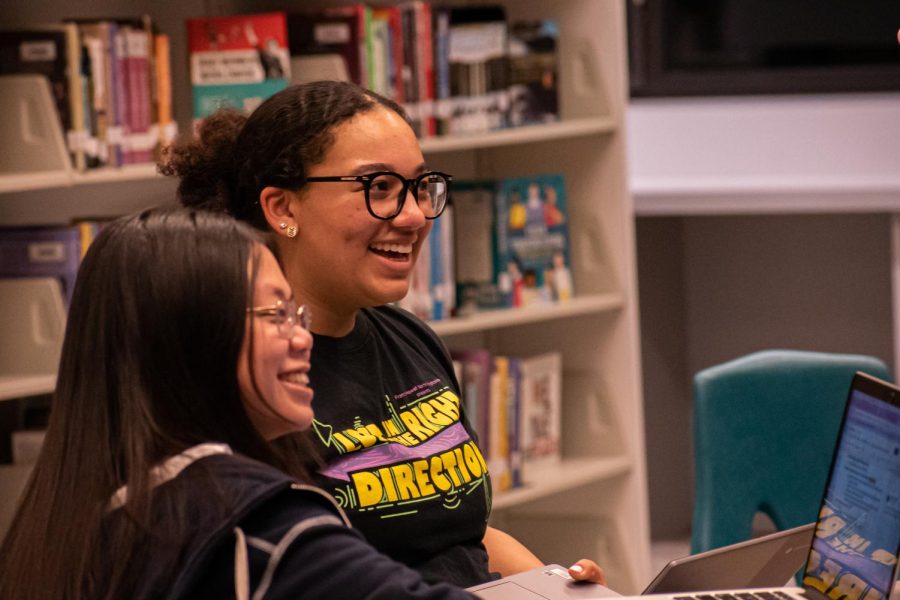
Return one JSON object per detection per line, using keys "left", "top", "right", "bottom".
{"left": 247, "top": 299, "right": 311, "bottom": 339}
{"left": 305, "top": 171, "right": 452, "bottom": 220}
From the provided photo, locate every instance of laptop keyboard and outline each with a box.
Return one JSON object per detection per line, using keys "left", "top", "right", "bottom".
{"left": 674, "top": 592, "right": 796, "bottom": 600}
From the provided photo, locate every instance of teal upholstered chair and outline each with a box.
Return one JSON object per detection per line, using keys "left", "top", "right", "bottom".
{"left": 690, "top": 349, "right": 891, "bottom": 555}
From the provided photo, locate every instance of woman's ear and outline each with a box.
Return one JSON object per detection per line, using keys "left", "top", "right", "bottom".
{"left": 259, "top": 186, "right": 298, "bottom": 237}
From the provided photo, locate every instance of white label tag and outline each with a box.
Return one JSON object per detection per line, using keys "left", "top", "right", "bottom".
{"left": 28, "top": 242, "right": 66, "bottom": 263}
{"left": 20, "top": 40, "right": 56, "bottom": 62}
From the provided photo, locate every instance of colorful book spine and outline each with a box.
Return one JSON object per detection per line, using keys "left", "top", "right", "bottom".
{"left": 428, "top": 202, "right": 455, "bottom": 320}
{"left": 489, "top": 355, "right": 512, "bottom": 491}
{"left": 451, "top": 348, "right": 493, "bottom": 455}
{"left": 123, "top": 26, "right": 153, "bottom": 163}
{"left": 154, "top": 33, "right": 176, "bottom": 151}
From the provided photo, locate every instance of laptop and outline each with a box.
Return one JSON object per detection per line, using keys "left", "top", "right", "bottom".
{"left": 618, "top": 371, "right": 900, "bottom": 600}
{"left": 467, "top": 564, "right": 620, "bottom": 599}
{"left": 467, "top": 524, "right": 815, "bottom": 600}
{"left": 469, "top": 372, "right": 900, "bottom": 600}
{"left": 643, "top": 523, "right": 815, "bottom": 594}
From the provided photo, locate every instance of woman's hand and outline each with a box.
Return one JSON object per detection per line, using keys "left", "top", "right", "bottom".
{"left": 567, "top": 559, "right": 607, "bottom": 585}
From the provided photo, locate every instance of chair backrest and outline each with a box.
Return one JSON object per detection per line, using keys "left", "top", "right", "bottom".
{"left": 691, "top": 349, "right": 891, "bottom": 555}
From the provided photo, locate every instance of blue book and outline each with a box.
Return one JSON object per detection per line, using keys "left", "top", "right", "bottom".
{"left": 452, "top": 180, "right": 507, "bottom": 313}
{"left": 429, "top": 203, "right": 455, "bottom": 320}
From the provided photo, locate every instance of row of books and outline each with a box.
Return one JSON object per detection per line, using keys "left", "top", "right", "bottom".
{"left": 188, "top": 4, "right": 559, "bottom": 137}
{"left": 0, "top": 220, "right": 109, "bottom": 306}
{"left": 398, "top": 173, "right": 573, "bottom": 321}
{"left": 2, "top": 174, "right": 570, "bottom": 320}
{"left": 452, "top": 349, "right": 563, "bottom": 493}
{"left": 0, "top": 17, "right": 175, "bottom": 172}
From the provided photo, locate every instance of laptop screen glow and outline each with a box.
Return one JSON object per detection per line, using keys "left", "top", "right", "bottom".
{"left": 802, "top": 387, "right": 900, "bottom": 600}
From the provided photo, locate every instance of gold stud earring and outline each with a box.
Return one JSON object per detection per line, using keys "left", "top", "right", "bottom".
{"left": 287, "top": 225, "right": 297, "bottom": 238}
{"left": 278, "top": 222, "right": 288, "bottom": 230}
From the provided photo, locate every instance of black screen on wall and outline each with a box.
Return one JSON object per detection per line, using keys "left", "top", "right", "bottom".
{"left": 628, "top": 0, "right": 900, "bottom": 97}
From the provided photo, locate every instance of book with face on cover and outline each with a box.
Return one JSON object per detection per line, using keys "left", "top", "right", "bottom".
{"left": 186, "top": 12, "right": 290, "bottom": 120}
{"left": 494, "top": 173, "right": 572, "bottom": 307}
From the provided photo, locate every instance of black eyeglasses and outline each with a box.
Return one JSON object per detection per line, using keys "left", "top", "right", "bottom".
{"left": 305, "top": 171, "right": 452, "bottom": 220}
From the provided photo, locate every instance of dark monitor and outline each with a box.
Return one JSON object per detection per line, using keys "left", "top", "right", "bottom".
{"left": 628, "top": 0, "right": 900, "bottom": 97}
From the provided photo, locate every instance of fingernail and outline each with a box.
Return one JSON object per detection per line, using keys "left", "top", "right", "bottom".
{"left": 569, "top": 564, "right": 584, "bottom": 573}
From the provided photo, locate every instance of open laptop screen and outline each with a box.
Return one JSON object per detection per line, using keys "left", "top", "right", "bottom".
{"left": 802, "top": 379, "right": 900, "bottom": 599}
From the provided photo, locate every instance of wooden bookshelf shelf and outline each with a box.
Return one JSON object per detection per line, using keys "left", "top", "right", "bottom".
{"left": 492, "top": 455, "right": 631, "bottom": 510}
{"left": 429, "top": 293, "right": 624, "bottom": 337}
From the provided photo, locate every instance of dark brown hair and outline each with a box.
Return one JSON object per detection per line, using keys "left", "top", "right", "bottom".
{"left": 0, "top": 208, "right": 310, "bottom": 599}
{"left": 160, "top": 80, "right": 407, "bottom": 229}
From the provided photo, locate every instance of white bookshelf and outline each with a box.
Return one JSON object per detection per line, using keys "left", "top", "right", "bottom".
{"left": 430, "top": 293, "right": 624, "bottom": 337}
{"left": 491, "top": 455, "right": 632, "bottom": 510}
{"left": 0, "top": 375, "right": 56, "bottom": 403}
{"left": 420, "top": 116, "right": 616, "bottom": 154}
{"left": 0, "top": 164, "right": 161, "bottom": 194}
{"left": 421, "top": 0, "right": 650, "bottom": 591}
{"left": 0, "top": 0, "right": 650, "bottom": 592}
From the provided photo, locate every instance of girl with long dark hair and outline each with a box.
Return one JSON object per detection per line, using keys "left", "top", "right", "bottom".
{"left": 0, "top": 207, "right": 474, "bottom": 599}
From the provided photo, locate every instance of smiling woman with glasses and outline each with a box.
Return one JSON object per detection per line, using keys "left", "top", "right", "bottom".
{"left": 162, "top": 80, "right": 606, "bottom": 589}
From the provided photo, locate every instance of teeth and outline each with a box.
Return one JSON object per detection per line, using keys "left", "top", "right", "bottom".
{"left": 370, "top": 242, "right": 412, "bottom": 254}
{"left": 280, "top": 372, "right": 309, "bottom": 385}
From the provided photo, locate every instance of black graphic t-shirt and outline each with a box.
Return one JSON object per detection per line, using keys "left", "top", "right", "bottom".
{"left": 308, "top": 306, "right": 493, "bottom": 587}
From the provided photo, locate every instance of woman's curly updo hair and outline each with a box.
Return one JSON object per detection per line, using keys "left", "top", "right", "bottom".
{"left": 160, "top": 80, "right": 408, "bottom": 230}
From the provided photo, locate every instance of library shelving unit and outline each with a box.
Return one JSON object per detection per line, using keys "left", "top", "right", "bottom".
{"left": 0, "top": 0, "right": 650, "bottom": 592}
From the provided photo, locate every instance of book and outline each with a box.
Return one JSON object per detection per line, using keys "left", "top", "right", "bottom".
{"left": 506, "top": 356, "right": 523, "bottom": 488}
{"left": 121, "top": 23, "right": 153, "bottom": 164}
{"left": 288, "top": 5, "right": 368, "bottom": 86}
{"left": 371, "top": 6, "right": 404, "bottom": 102}
{"left": 398, "top": 225, "right": 432, "bottom": 320}
{"left": 187, "top": 12, "right": 290, "bottom": 120}
{"left": 446, "top": 5, "right": 509, "bottom": 135}
{"left": 367, "top": 9, "right": 391, "bottom": 96}
{"left": 450, "top": 348, "right": 493, "bottom": 454}
{"left": 508, "top": 20, "right": 559, "bottom": 127}
{"left": 494, "top": 174, "right": 572, "bottom": 307}
{"left": 410, "top": 1, "right": 435, "bottom": 137}
{"left": 79, "top": 22, "right": 112, "bottom": 168}
{"left": 489, "top": 355, "right": 512, "bottom": 491}
{"left": 518, "top": 351, "right": 563, "bottom": 477}
{"left": 429, "top": 203, "right": 455, "bottom": 320}
{"left": 452, "top": 180, "right": 506, "bottom": 314}
{"left": 154, "top": 33, "right": 176, "bottom": 154}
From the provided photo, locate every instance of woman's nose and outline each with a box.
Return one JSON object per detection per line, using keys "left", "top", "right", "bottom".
{"left": 392, "top": 190, "right": 428, "bottom": 228}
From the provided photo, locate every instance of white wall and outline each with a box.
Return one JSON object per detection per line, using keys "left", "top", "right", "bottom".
{"left": 628, "top": 93, "right": 900, "bottom": 215}
{"left": 627, "top": 93, "right": 900, "bottom": 540}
